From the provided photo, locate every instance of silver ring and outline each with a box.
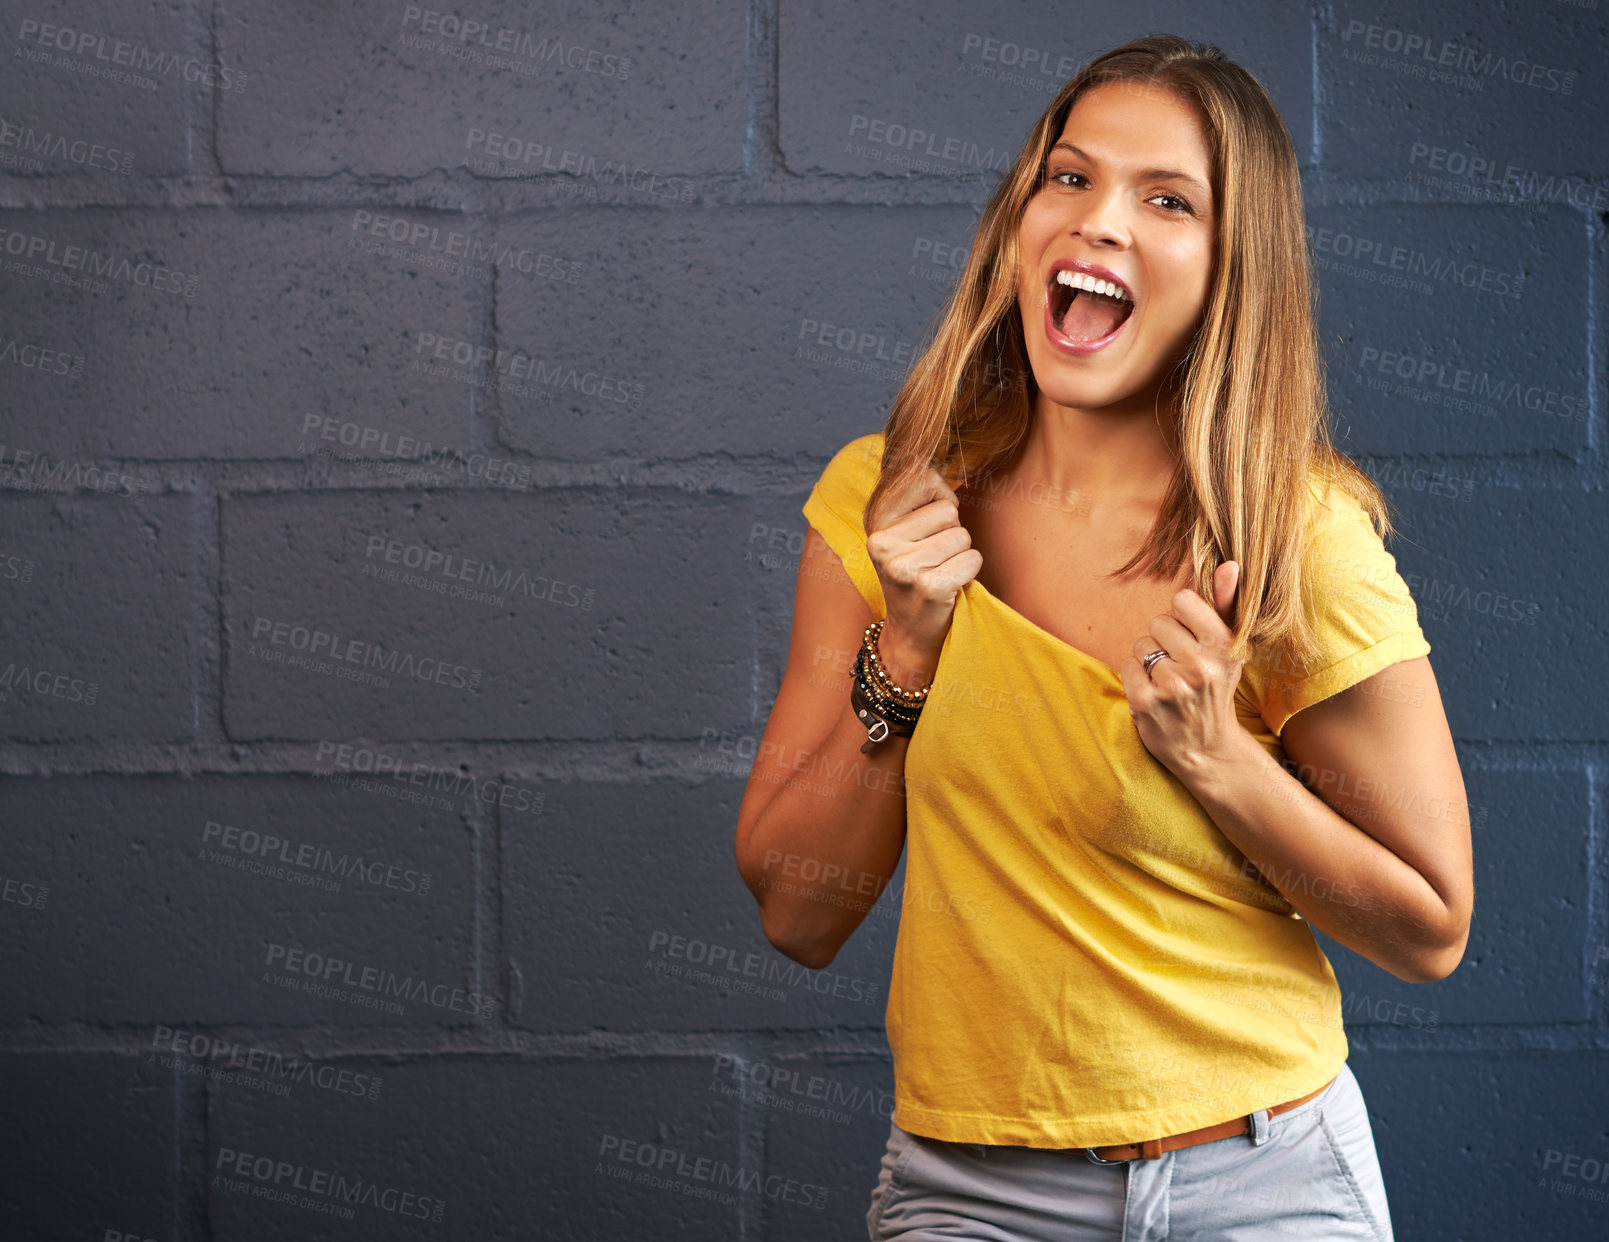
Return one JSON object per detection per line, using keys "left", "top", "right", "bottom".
{"left": 1142, "top": 649, "right": 1170, "bottom": 674}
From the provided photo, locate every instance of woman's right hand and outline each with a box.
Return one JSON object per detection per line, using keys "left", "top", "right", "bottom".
{"left": 865, "top": 465, "right": 983, "bottom": 685}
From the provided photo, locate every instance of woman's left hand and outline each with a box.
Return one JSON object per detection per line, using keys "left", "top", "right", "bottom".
{"left": 1119, "top": 561, "right": 1246, "bottom": 784}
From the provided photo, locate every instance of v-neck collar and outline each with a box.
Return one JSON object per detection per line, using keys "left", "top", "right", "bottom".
{"left": 963, "top": 578, "right": 1128, "bottom": 688}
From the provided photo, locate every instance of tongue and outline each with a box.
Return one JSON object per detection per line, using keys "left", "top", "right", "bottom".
{"left": 1059, "top": 291, "right": 1129, "bottom": 342}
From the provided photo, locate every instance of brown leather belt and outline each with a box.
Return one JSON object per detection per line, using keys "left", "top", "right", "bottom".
{"left": 1084, "top": 1075, "right": 1337, "bottom": 1163}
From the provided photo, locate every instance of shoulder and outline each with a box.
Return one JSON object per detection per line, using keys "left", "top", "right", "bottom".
{"left": 814, "top": 433, "right": 886, "bottom": 513}
{"left": 1300, "top": 462, "right": 1372, "bottom": 535}
{"left": 801, "top": 433, "right": 888, "bottom": 618}
{"left": 1243, "top": 463, "right": 1430, "bottom": 736}
{"left": 805, "top": 432, "right": 887, "bottom": 537}
{"left": 1297, "top": 466, "right": 1405, "bottom": 596}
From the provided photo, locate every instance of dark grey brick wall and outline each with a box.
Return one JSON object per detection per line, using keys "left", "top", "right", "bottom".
{"left": 0, "top": 2, "right": 1604, "bottom": 1239}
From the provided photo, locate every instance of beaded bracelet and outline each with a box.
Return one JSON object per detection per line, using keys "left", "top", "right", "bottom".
{"left": 855, "top": 633, "right": 925, "bottom": 719}
{"left": 850, "top": 622, "right": 932, "bottom": 752}
{"left": 852, "top": 645, "right": 920, "bottom": 717}
{"left": 860, "top": 620, "right": 930, "bottom": 708}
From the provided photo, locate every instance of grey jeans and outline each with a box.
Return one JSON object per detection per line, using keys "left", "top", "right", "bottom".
{"left": 867, "top": 1062, "right": 1393, "bottom": 1241}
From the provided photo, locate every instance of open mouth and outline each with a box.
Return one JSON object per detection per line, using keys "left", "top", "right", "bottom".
{"left": 1047, "top": 268, "right": 1134, "bottom": 344}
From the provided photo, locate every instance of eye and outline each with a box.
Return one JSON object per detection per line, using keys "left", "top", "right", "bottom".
{"left": 1045, "top": 169, "right": 1087, "bottom": 189}
{"left": 1150, "top": 192, "right": 1194, "bottom": 215}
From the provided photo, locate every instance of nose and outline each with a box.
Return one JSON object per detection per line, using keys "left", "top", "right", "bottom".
{"left": 1070, "top": 186, "right": 1131, "bottom": 249}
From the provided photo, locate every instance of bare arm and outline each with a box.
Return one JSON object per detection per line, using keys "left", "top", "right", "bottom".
{"left": 1181, "top": 655, "right": 1474, "bottom": 982}
{"left": 732, "top": 529, "right": 925, "bottom": 968}
{"left": 734, "top": 465, "right": 981, "bottom": 969}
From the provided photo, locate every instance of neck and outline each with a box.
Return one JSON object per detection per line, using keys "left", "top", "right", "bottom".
{"left": 1014, "top": 387, "right": 1180, "bottom": 511}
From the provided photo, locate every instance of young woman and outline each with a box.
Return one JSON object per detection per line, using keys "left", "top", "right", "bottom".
{"left": 735, "top": 34, "right": 1472, "bottom": 1241}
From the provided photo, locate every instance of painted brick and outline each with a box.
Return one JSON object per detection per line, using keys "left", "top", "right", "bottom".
{"left": 0, "top": 491, "right": 193, "bottom": 742}
{"left": 491, "top": 205, "right": 981, "bottom": 460}
{"left": 220, "top": 487, "right": 758, "bottom": 740}
{"left": 505, "top": 776, "right": 900, "bottom": 1034}
{"left": 0, "top": 774, "right": 473, "bottom": 1026}
{"left": 215, "top": 0, "right": 746, "bottom": 177}
{"left": 780, "top": 0, "right": 1314, "bottom": 175}
{"left": 0, "top": 209, "right": 478, "bottom": 460}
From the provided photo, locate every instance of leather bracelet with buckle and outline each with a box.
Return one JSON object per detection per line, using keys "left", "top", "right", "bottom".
{"left": 850, "top": 672, "right": 917, "bottom": 753}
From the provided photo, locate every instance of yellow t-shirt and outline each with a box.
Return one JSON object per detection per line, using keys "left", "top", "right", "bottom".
{"left": 800, "top": 432, "right": 1433, "bottom": 1149}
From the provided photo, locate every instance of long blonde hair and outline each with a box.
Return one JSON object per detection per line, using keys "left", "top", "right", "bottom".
{"left": 863, "top": 33, "right": 1394, "bottom": 675}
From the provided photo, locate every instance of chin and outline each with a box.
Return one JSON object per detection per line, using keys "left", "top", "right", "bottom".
{"left": 1026, "top": 362, "right": 1128, "bottom": 410}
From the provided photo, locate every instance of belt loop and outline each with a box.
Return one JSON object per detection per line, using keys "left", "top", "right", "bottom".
{"left": 1248, "top": 1107, "right": 1271, "bottom": 1147}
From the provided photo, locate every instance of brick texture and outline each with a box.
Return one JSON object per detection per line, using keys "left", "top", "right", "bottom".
{"left": 2, "top": 3, "right": 1604, "bottom": 1239}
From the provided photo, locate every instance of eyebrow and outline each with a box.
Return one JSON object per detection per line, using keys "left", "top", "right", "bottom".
{"left": 1049, "top": 142, "right": 1212, "bottom": 201}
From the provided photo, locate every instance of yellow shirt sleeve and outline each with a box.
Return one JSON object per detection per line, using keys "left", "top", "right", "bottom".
{"left": 1249, "top": 486, "right": 1432, "bottom": 738}
{"left": 800, "top": 433, "right": 887, "bottom": 619}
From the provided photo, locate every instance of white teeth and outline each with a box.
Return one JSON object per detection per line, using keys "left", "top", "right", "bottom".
{"left": 1053, "top": 269, "right": 1132, "bottom": 303}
